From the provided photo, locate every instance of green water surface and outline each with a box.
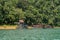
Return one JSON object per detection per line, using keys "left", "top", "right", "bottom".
{"left": 0, "top": 28, "right": 60, "bottom": 40}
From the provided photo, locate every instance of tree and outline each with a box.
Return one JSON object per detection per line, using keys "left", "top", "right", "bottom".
{"left": 0, "top": 0, "right": 60, "bottom": 26}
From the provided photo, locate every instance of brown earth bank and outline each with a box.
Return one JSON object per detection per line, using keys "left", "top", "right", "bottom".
{"left": 0, "top": 24, "right": 60, "bottom": 30}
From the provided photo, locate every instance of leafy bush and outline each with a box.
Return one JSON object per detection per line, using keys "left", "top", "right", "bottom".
{"left": 0, "top": 0, "right": 60, "bottom": 26}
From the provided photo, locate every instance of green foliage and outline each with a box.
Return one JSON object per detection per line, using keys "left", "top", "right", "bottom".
{"left": 0, "top": 0, "right": 60, "bottom": 26}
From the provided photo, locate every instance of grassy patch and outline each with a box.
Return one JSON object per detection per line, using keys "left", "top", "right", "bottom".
{"left": 0, "top": 25, "right": 17, "bottom": 29}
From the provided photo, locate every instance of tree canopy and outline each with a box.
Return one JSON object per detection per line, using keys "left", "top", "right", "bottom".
{"left": 0, "top": 0, "right": 60, "bottom": 26}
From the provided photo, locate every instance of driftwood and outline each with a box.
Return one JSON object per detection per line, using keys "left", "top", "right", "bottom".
{"left": 45, "top": 25, "right": 54, "bottom": 28}
{"left": 32, "top": 24, "right": 43, "bottom": 28}
{"left": 32, "top": 24, "right": 54, "bottom": 28}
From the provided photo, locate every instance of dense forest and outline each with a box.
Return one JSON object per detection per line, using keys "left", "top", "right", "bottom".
{"left": 0, "top": 0, "right": 60, "bottom": 26}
